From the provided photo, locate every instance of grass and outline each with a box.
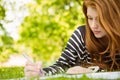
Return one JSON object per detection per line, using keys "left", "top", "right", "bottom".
{"left": 0, "top": 66, "right": 120, "bottom": 80}
{"left": 0, "top": 66, "right": 24, "bottom": 79}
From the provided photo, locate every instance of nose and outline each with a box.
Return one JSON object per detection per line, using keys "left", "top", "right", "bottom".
{"left": 91, "top": 20, "right": 98, "bottom": 29}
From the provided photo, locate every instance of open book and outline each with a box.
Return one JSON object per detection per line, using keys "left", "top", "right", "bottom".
{"left": 66, "top": 66, "right": 99, "bottom": 74}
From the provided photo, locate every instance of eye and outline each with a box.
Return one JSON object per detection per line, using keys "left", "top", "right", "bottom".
{"left": 88, "top": 17, "right": 93, "bottom": 20}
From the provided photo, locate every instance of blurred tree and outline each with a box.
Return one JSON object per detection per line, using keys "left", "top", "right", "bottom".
{"left": 0, "top": 1, "right": 15, "bottom": 62}
{"left": 18, "top": 0, "right": 85, "bottom": 66}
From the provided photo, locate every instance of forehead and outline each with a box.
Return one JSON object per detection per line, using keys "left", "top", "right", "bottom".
{"left": 87, "top": 7, "right": 98, "bottom": 16}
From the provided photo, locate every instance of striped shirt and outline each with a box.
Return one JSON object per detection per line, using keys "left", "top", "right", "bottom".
{"left": 42, "top": 25, "right": 120, "bottom": 75}
{"left": 42, "top": 25, "right": 91, "bottom": 75}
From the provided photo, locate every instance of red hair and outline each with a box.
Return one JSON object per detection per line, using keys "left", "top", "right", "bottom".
{"left": 83, "top": 0, "right": 120, "bottom": 71}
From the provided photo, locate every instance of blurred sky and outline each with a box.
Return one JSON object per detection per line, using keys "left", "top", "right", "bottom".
{"left": 1, "top": 0, "right": 32, "bottom": 40}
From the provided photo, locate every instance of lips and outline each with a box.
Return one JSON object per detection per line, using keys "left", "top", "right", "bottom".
{"left": 93, "top": 31, "right": 101, "bottom": 34}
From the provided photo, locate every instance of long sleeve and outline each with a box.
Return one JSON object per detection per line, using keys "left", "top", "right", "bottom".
{"left": 42, "top": 25, "right": 90, "bottom": 75}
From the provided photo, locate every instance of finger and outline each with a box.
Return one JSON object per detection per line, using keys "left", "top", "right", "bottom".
{"left": 25, "top": 71, "right": 34, "bottom": 78}
{"left": 25, "top": 61, "right": 42, "bottom": 68}
{"left": 25, "top": 61, "right": 32, "bottom": 66}
{"left": 36, "top": 62, "right": 44, "bottom": 75}
{"left": 25, "top": 66, "right": 38, "bottom": 72}
{"left": 25, "top": 62, "right": 36, "bottom": 66}
{"left": 25, "top": 64, "right": 42, "bottom": 73}
{"left": 36, "top": 61, "right": 42, "bottom": 68}
{"left": 25, "top": 71, "right": 40, "bottom": 78}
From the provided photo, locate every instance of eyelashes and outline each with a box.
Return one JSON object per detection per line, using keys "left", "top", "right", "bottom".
{"left": 88, "top": 17, "right": 93, "bottom": 20}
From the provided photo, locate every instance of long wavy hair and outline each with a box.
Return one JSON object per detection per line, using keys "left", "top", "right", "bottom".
{"left": 83, "top": 0, "right": 120, "bottom": 71}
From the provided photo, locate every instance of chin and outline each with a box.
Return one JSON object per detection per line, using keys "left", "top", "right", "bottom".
{"left": 94, "top": 35, "right": 104, "bottom": 38}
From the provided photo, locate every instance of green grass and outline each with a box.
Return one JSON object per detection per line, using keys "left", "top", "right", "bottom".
{"left": 0, "top": 67, "right": 120, "bottom": 80}
{"left": 0, "top": 67, "right": 94, "bottom": 80}
{"left": 0, "top": 66, "right": 24, "bottom": 79}
{"left": 0, "top": 66, "right": 93, "bottom": 80}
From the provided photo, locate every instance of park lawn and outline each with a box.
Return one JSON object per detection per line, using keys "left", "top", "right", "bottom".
{"left": 0, "top": 66, "right": 119, "bottom": 80}
{"left": 0, "top": 66, "right": 24, "bottom": 79}
{"left": 0, "top": 66, "right": 92, "bottom": 80}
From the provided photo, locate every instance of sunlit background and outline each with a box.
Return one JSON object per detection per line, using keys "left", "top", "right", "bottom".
{"left": 0, "top": 0, "right": 84, "bottom": 67}
{"left": 1, "top": 0, "right": 32, "bottom": 40}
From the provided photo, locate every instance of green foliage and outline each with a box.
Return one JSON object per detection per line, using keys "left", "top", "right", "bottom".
{"left": 0, "top": 4, "right": 5, "bottom": 20}
{"left": 0, "top": 2, "right": 16, "bottom": 62}
{"left": 0, "top": 0, "right": 86, "bottom": 64}
{"left": 18, "top": 0, "right": 85, "bottom": 65}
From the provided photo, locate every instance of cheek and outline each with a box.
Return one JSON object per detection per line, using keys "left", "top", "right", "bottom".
{"left": 100, "top": 27, "right": 105, "bottom": 32}
{"left": 100, "top": 28, "right": 107, "bottom": 35}
{"left": 102, "top": 30, "right": 107, "bottom": 35}
{"left": 88, "top": 21, "right": 92, "bottom": 29}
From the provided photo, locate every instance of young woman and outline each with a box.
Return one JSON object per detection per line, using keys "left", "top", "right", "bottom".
{"left": 24, "top": 0, "right": 120, "bottom": 77}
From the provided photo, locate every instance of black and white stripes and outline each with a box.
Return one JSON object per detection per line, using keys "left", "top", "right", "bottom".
{"left": 43, "top": 25, "right": 91, "bottom": 75}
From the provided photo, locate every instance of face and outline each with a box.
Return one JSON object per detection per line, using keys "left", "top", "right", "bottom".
{"left": 87, "top": 7, "right": 107, "bottom": 38}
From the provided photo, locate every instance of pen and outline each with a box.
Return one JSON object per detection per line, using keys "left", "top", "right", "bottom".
{"left": 22, "top": 53, "right": 34, "bottom": 63}
{"left": 23, "top": 53, "right": 44, "bottom": 75}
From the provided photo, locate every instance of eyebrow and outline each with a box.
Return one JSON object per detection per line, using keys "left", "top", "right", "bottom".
{"left": 87, "top": 14, "right": 98, "bottom": 18}
{"left": 87, "top": 15, "right": 92, "bottom": 17}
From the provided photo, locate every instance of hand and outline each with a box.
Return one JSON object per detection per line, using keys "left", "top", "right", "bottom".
{"left": 24, "top": 61, "right": 44, "bottom": 78}
{"left": 66, "top": 66, "right": 93, "bottom": 74}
